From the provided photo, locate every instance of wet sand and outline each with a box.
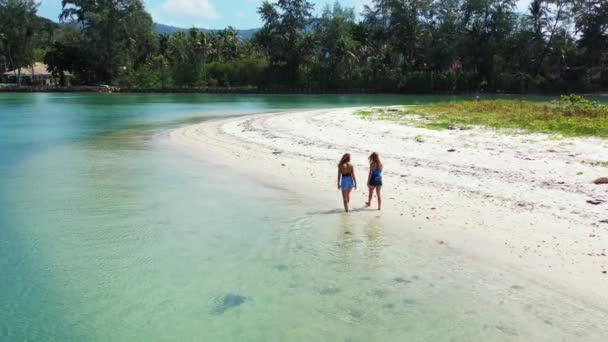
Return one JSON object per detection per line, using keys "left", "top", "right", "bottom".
{"left": 169, "top": 107, "right": 608, "bottom": 311}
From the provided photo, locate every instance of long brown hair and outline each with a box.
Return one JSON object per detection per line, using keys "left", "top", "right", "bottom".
{"left": 369, "top": 152, "right": 381, "bottom": 165}
{"left": 338, "top": 153, "right": 351, "bottom": 166}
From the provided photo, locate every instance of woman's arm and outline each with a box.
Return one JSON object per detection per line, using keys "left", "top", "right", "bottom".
{"left": 337, "top": 168, "right": 341, "bottom": 189}
{"left": 367, "top": 167, "right": 372, "bottom": 185}
{"left": 352, "top": 167, "right": 357, "bottom": 189}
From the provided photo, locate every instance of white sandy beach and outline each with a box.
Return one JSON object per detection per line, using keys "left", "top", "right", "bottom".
{"left": 169, "top": 107, "right": 608, "bottom": 311}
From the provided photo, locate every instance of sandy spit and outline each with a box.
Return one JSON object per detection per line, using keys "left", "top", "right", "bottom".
{"left": 168, "top": 107, "right": 608, "bottom": 310}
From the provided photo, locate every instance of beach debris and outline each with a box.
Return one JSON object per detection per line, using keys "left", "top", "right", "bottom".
{"left": 516, "top": 155, "right": 535, "bottom": 161}
{"left": 272, "top": 151, "right": 282, "bottom": 155}
{"left": 281, "top": 163, "right": 286, "bottom": 167}
{"left": 603, "top": 271, "right": 607, "bottom": 274}
{"left": 447, "top": 149, "right": 456, "bottom": 152}
{"left": 393, "top": 277, "right": 411, "bottom": 284}
{"left": 447, "top": 124, "right": 471, "bottom": 130}
{"left": 495, "top": 325, "right": 519, "bottom": 337}
{"left": 594, "top": 177, "right": 608, "bottom": 185}
{"left": 347, "top": 309, "right": 365, "bottom": 322}
{"left": 415, "top": 135, "right": 425, "bottom": 143}
{"left": 600, "top": 220, "right": 608, "bottom": 224}
{"left": 210, "top": 293, "right": 248, "bottom": 315}
{"left": 587, "top": 200, "right": 604, "bottom": 205}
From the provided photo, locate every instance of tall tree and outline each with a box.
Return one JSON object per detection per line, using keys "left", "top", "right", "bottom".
{"left": 531, "top": 0, "right": 572, "bottom": 76}
{"left": 460, "top": 0, "right": 518, "bottom": 87}
{"left": 314, "top": 2, "right": 359, "bottom": 87}
{"left": 254, "top": 0, "right": 315, "bottom": 85}
{"left": 59, "top": 0, "right": 157, "bottom": 84}
{"left": 427, "top": 0, "right": 464, "bottom": 71}
{"left": 166, "top": 29, "right": 211, "bottom": 87}
{"left": 44, "top": 26, "right": 82, "bottom": 85}
{"left": 573, "top": 0, "right": 608, "bottom": 85}
{"left": 369, "top": 0, "right": 433, "bottom": 71}
{"left": 0, "top": 0, "right": 39, "bottom": 83}
{"left": 212, "top": 27, "right": 240, "bottom": 62}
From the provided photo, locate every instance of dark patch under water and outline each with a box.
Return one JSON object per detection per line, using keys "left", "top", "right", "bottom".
{"left": 372, "top": 289, "right": 389, "bottom": 298}
{"left": 493, "top": 324, "right": 519, "bottom": 337}
{"left": 273, "top": 264, "right": 289, "bottom": 271}
{"left": 403, "top": 298, "right": 418, "bottom": 305}
{"left": 393, "top": 277, "right": 412, "bottom": 284}
{"left": 319, "top": 287, "right": 342, "bottom": 295}
{"left": 210, "top": 293, "right": 248, "bottom": 315}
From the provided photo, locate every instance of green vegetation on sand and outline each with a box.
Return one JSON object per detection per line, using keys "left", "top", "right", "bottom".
{"left": 357, "top": 96, "right": 608, "bottom": 137}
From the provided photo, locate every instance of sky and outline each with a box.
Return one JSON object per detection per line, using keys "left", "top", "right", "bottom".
{"left": 37, "top": 0, "right": 533, "bottom": 30}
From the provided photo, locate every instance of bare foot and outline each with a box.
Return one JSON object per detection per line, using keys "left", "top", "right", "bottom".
{"left": 365, "top": 202, "right": 371, "bottom": 207}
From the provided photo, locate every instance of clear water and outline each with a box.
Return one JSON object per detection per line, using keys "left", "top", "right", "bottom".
{"left": 1, "top": 93, "right": 606, "bottom": 341}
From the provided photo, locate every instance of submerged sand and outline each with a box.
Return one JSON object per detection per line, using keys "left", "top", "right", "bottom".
{"left": 169, "top": 107, "right": 608, "bottom": 311}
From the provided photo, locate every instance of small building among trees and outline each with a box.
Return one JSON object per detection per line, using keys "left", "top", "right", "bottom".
{"left": 1, "top": 62, "right": 68, "bottom": 86}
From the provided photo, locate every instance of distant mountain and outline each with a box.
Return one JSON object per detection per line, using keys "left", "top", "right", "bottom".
{"left": 154, "top": 23, "right": 258, "bottom": 40}
{"left": 36, "top": 14, "right": 258, "bottom": 40}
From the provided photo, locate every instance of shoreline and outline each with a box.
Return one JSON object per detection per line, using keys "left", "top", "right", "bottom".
{"left": 1, "top": 86, "right": 607, "bottom": 97}
{"left": 167, "top": 107, "right": 608, "bottom": 311}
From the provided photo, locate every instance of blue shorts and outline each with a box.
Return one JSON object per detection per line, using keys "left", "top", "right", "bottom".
{"left": 369, "top": 175, "right": 383, "bottom": 187}
{"left": 341, "top": 176, "right": 354, "bottom": 190}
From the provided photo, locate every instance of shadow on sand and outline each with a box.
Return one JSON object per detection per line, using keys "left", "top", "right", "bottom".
{"left": 307, "top": 207, "right": 379, "bottom": 215}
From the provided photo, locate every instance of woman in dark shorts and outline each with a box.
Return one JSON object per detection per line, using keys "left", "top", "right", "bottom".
{"left": 337, "top": 153, "right": 357, "bottom": 212}
{"left": 365, "top": 152, "right": 383, "bottom": 210}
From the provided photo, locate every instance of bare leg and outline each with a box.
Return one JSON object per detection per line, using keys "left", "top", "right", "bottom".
{"left": 346, "top": 189, "right": 351, "bottom": 207}
{"left": 366, "top": 186, "right": 373, "bottom": 207}
{"left": 342, "top": 189, "right": 350, "bottom": 212}
{"left": 375, "top": 186, "right": 382, "bottom": 210}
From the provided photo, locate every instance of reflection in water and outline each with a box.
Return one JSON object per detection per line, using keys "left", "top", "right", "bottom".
{"left": 364, "top": 214, "right": 384, "bottom": 261}
{"left": 364, "top": 214, "right": 383, "bottom": 243}
{"left": 339, "top": 213, "right": 354, "bottom": 235}
{"left": 335, "top": 212, "right": 386, "bottom": 263}
{"left": 337, "top": 213, "right": 355, "bottom": 251}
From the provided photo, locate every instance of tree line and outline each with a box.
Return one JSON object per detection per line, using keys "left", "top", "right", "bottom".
{"left": 0, "top": 0, "right": 606, "bottom": 93}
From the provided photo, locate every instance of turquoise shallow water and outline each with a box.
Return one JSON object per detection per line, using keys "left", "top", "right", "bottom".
{"left": 1, "top": 93, "right": 607, "bottom": 341}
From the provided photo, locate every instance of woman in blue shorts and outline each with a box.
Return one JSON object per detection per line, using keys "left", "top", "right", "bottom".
{"left": 337, "top": 153, "right": 357, "bottom": 212}
{"left": 366, "top": 152, "right": 383, "bottom": 210}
